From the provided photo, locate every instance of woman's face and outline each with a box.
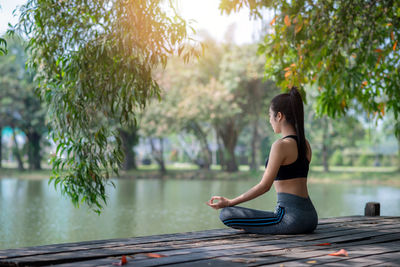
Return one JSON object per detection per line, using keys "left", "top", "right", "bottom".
{"left": 269, "top": 107, "right": 278, "bottom": 133}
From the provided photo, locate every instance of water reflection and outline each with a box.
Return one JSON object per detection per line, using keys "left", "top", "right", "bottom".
{"left": 0, "top": 178, "right": 399, "bottom": 249}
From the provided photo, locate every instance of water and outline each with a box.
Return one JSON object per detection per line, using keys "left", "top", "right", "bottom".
{"left": 0, "top": 178, "right": 399, "bottom": 249}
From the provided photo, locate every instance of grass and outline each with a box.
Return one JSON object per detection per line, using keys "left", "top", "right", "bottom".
{"left": 1, "top": 164, "right": 399, "bottom": 186}
{"left": 308, "top": 166, "right": 400, "bottom": 186}
{"left": 0, "top": 167, "right": 52, "bottom": 180}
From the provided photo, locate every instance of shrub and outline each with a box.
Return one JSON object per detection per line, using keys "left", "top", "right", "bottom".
{"left": 356, "top": 154, "right": 371, "bottom": 166}
{"left": 329, "top": 150, "right": 343, "bottom": 166}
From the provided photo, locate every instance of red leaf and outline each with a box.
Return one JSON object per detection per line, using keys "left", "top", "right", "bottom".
{"left": 315, "top": 243, "right": 331, "bottom": 246}
{"left": 146, "top": 253, "right": 167, "bottom": 258}
{"left": 121, "top": 255, "right": 127, "bottom": 265}
{"left": 112, "top": 255, "right": 128, "bottom": 266}
{"left": 329, "top": 249, "right": 348, "bottom": 257}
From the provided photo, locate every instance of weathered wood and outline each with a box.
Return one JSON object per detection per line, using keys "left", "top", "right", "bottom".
{"left": 4, "top": 223, "right": 399, "bottom": 267}
{"left": 0, "top": 216, "right": 393, "bottom": 260}
{"left": 365, "top": 202, "right": 381, "bottom": 216}
{"left": 0, "top": 216, "right": 399, "bottom": 267}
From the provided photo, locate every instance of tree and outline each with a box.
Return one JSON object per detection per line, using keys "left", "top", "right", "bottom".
{"left": 0, "top": 4, "right": 6, "bottom": 56}
{"left": 0, "top": 38, "right": 6, "bottom": 55}
{"left": 0, "top": 34, "right": 47, "bottom": 170}
{"left": 118, "top": 126, "right": 139, "bottom": 171}
{"left": 138, "top": 89, "right": 179, "bottom": 174}
{"left": 14, "top": 0, "right": 201, "bottom": 212}
{"left": 220, "top": 0, "right": 400, "bottom": 172}
{"left": 220, "top": 0, "right": 400, "bottom": 119}
{"left": 216, "top": 44, "right": 276, "bottom": 171}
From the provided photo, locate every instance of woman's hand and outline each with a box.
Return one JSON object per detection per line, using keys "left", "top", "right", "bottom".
{"left": 206, "top": 196, "right": 232, "bottom": 210}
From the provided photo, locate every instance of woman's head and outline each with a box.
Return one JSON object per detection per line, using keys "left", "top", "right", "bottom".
{"left": 269, "top": 87, "right": 307, "bottom": 159}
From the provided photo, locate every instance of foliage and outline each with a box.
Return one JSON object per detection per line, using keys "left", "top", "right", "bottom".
{"left": 140, "top": 42, "right": 275, "bottom": 172}
{"left": 0, "top": 2, "right": 6, "bottom": 55}
{"left": 356, "top": 154, "right": 371, "bottom": 166}
{"left": 329, "top": 150, "right": 344, "bottom": 166}
{"left": 219, "top": 0, "right": 400, "bottom": 121}
{"left": 0, "top": 34, "right": 46, "bottom": 169}
{"left": 139, "top": 55, "right": 241, "bottom": 169}
{"left": 0, "top": 37, "right": 6, "bottom": 55}
{"left": 14, "top": 0, "right": 201, "bottom": 212}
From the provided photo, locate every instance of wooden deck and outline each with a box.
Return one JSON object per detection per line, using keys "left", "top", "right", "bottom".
{"left": 0, "top": 216, "right": 399, "bottom": 266}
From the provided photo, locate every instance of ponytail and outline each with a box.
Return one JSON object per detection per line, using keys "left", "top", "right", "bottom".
{"left": 270, "top": 87, "right": 308, "bottom": 160}
{"left": 288, "top": 87, "right": 307, "bottom": 160}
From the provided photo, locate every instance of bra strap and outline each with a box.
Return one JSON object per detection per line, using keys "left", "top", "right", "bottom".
{"left": 282, "top": 135, "right": 297, "bottom": 140}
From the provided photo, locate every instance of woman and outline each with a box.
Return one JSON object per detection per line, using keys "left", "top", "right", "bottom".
{"left": 206, "top": 87, "right": 317, "bottom": 234}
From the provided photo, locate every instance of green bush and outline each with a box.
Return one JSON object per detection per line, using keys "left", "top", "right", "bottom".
{"left": 342, "top": 156, "right": 353, "bottom": 166}
{"left": 356, "top": 154, "right": 371, "bottom": 166}
{"left": 329, "top": 150, "right": 343, "bottom": 166}
{"left": 311, "top": 150, "right": 322, "bottom": 165}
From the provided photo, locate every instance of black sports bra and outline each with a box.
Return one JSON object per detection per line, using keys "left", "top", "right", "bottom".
{"left": 265, "top": 135, "right": 310, "bottom": 181}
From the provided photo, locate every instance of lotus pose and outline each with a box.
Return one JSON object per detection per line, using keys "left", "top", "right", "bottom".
{"left": 207, "top": 87, "right": 317, "bottom": 234}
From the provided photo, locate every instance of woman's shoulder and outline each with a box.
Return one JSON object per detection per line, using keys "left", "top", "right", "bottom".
{"left": 271, "top": 138, "right": 293, "bottom": 152}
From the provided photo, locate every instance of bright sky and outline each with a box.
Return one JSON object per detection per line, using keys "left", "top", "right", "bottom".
{"left": 0, "top": 0, "right": 271, "bottom": 44}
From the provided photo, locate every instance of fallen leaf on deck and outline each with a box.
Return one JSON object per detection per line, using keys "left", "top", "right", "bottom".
{"left": 306, "top": 260, "right": 317, "bottom": 264}
{"left": 328, "top": 249, "right": 348, "bottom": 257}
{"left": 315, "top": 243, "right": 331, "bottom": 246}
{"left": 112, "top": 255, "right": 128, "bottom": 266}
{"left": 146, "top": 253, "right": 167, "bottom": 258}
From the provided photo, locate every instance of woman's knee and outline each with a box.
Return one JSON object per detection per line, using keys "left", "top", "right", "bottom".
{"left": 219, "top": 206, "right": 236, "bottom": 222}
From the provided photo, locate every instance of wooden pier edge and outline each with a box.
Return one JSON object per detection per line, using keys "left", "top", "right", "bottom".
{"left": 0, "top": 203, "right": 399, "bottom": 266}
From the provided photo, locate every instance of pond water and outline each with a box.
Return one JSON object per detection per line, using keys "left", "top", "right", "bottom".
{"left": 1, "top": 178, "right": 399, "bottom": 249}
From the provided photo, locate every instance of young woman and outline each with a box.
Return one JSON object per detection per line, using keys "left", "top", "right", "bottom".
{"left": 206, "top": 87, "right": 317, "bottom": 234}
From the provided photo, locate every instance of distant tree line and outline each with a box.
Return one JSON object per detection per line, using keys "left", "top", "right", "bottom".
{"left": 4, "top": 0, "right": 400, "bottom": 211}
{"left": 1, "top": 35, "right": 398, "bottom": 174}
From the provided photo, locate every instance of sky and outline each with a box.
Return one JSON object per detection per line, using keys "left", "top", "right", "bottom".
{"left": 0, "top": 0, "right": 270, "bottom": 44}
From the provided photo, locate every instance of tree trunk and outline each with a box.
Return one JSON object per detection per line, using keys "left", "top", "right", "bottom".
{"left": 26, "top": 131, "right": 42, "bottom": 170}
{"left": 397, "top": 135, "right": 400, "bottom": 172}
{"left": 216, "top": 131, "right": 225, "bottom": 169}
{"left": 0, "top": 127, "right": 2, "bottom": 168}
{"left": 12, "top": 128, "right": 24, "bottom": 171}
{"left": 189, "top": 122, "right": 212, "bottom": 170}
{"left": 396, "top": 121, "right": 400, "bottom": 172}
{"left": 322, "top": 117, "right": 330, "bottom": 172}
{"left": 150, "top": 138, "right": 166, "bottom": 174}
{"left": 218, "top": 120, "right": 239, "bottom": 172}
{"left": 250, "top": 119, "right": 260, "bottom": 171}
{"left": 119, "top": 128, "right": 138, "bottom": 171}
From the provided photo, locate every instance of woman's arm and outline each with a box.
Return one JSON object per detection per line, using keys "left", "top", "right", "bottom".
{"left": 207, "top": 140, "right": 285, "bottom": 209}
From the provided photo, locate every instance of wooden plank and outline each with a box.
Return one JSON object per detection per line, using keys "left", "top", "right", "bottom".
{"left": 244, "top": 241, "right": 400, "bottom": 266}
{"left": 316, "top": 217, "right": 398, "bottom": 230}
{"left": 0, "top": 229, "right": 240, "bottom": 259}
{"left": 1, "top": 216, "right": 398, "bottom": 261}
{"left": 54, "top": 229, "right": 400, "bottom": 267}
{"left": 176, "top": 237, "right": 400, "bottom": 267}
{"left": 1, "top": 216, "right": 399, "bottom": 267}
{"left": 2, "top": 216, "right": 394, "bottom": 259}
{"left": 311, "top": 250, "right": 400, "bottom": 267}
{"left": 217, "top": 232, "right": 400, "bottom": 266}
{"left": 2, "top": 223, "right": 400, "bottom": 266}
{"left": 158, "top": 231, "right": 400, "bottom": 267}
{"left": 4, "top": 224, "right": 399, "bottom": 267}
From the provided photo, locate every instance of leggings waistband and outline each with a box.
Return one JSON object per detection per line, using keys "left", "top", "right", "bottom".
{"left": 277, "top": 192, "right": 314, "bottom": 210}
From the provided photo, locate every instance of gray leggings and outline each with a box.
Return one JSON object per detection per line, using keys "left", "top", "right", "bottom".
{"left": 219, "top": 193, "right": 318, "bottom": 234}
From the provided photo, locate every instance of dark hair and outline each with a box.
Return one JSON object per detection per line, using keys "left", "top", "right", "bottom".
{"left": 270, "top": 87, "right": 307, "bottom": 160}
